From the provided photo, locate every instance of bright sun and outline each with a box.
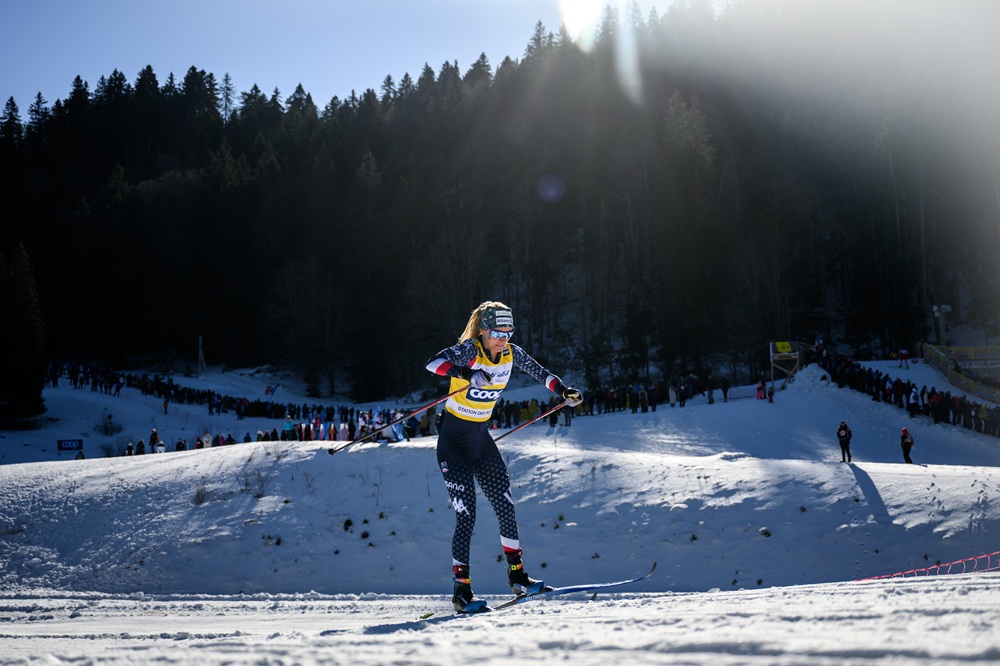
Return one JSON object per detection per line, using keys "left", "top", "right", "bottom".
{"left": 559, "top": 0, "right": 605, "bottom": 48}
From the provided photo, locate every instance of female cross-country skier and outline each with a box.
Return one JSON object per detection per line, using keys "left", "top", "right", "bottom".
{"left": 425, "top": 300, "right": 583, "bottom": 613}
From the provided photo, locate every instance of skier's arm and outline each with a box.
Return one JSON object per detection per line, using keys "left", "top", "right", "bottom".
{"left": 509, "top": 343, "right": 562, "bottom": 391}
{"left": 510, "top": 344, "right": 583, "bottom": 405}
{"left": 425, "top": 341, "right": 480, "bottom": 380}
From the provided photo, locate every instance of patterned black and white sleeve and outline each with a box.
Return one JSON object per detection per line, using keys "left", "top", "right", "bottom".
{"left": 510, "top": 343, "right": 563, "bottom": 392}
{"left": 425, "top": 341, "right": 478, "bottom": 379}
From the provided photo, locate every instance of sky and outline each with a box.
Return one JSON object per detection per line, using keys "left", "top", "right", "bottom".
{"left": 2, "top": 354, "right": 1000, "bottom": 663}
{"left": 0, "top": 0, "right": 679, "bottom": 113}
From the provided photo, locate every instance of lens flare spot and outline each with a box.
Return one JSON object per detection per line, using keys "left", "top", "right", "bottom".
{"left": 536, "top": 174, "right": 567, "bottom": 203}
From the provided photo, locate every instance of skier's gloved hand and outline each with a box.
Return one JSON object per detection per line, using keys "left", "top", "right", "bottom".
{"left": 560, "top": 385, "right": 584, "bottom": 407}
{"left": 461, "top": 368, "right": 493, "bottom": 388}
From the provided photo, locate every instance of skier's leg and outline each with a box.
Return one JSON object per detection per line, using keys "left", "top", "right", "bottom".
{"left": 474, "top": 442, "right": 549, "bottom": 594}
{"left": 438, "top": 453, "right": 477, "bottom": 567}
{"left": 440, "top": 455, "right": 487, "bottom": 613}
{"left": 473, "top": 442, "right": 518, "bottom": 548}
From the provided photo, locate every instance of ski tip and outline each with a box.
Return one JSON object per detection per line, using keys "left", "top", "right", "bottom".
{"left": 649, "top": 561, "right": 658, "bottom": 575}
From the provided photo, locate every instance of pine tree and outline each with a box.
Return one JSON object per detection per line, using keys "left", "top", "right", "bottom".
{"left": 0, "top": 244, "right": 46, "bottom": 420}
{"left": 221, "top": 73, "right": 235, "bottom": 123}
{"left": 26, "top": 92, "right": 50, "bottom": 136}
{"left": 1, "top": 97, "right": 22, "bottom": 150}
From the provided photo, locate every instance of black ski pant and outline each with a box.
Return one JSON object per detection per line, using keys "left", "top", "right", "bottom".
{"left": 436, "top": 412, "right": 519, "bottom": 567}
{"left": 902, "top": 443, "right": 913, "bottom": 464}
{"left": 839, "top": 440, "right": 852, "bottom": 462}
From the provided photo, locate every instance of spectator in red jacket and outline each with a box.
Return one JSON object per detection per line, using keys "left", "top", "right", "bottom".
{"left": 900, "top": 427, "right": 915, "bottom": 464}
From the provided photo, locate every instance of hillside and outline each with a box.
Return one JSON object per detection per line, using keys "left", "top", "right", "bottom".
{"left": 2, "top": 360, "right": 999, "bottom": 596}
{"left": 4, "top": 359, "right": 1000, "bottom": 664}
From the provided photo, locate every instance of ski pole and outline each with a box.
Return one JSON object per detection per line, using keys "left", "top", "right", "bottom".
{"left": 494, "top": 400, "right": 567, "bottom": 442}
{"left": 328, "top": 385, "right": 467, "bottom": 455}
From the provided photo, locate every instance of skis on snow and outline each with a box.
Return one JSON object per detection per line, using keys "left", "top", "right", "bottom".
{"left": 456, "top": 562, "right": 657, "bottom": 614}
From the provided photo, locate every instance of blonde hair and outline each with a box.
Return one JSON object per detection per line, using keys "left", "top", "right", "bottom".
{"left": 459, "top": 300, "right": 511, "bottom": 343}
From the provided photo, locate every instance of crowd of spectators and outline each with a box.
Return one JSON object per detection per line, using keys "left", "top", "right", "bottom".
{"left": 47, "top": 341, "right": 1000, "bottom": 462}
{"left": 817, "top": 349, "right": 1000, "bottom": 438}
{"left": 47, "top": 362, "right": 406, "bottom": 455}
{"left": 48, "top": 361, "right": 745, "bottom": 458}
{"left": 46, "top": 362, "right": 350, "bottom": 423}
{"left": 952, "top": 364, "right": 1000, "bottom": 393}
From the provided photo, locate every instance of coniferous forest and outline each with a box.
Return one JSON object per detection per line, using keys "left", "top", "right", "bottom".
{"left": 1, "top": 1, "right": 999, "bottom": 408}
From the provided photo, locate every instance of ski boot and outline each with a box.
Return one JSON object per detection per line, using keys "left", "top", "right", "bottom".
{"left": 452, "top": 565, "right": 489, "bottom": 613}
{"left": 505, "top": 549, "right": 552, "bottom": 596}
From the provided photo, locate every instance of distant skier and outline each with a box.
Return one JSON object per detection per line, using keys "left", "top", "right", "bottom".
{"left": 425, "top": 301, "right": 582, "bottom": 613}
{"left": 836, "top": 421, "right": 853, "bottom": 463}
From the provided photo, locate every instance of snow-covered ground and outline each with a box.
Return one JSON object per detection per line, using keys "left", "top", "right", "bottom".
{"left": 2, "top": 359, "right": 999, "bottom": 664}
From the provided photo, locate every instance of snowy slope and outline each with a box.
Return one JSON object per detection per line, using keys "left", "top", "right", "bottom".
{"left": 1, "top": 359, "right": 999, "bottom": 664}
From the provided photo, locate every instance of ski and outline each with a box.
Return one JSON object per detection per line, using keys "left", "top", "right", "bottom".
{"left": 492, "top": 561, "right": 657, "bottom": 610}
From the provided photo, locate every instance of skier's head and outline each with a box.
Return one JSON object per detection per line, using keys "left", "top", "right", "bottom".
{"left": 460, "top": 301, "right": 514, "bottom": 343}
{"left": 901, "top": 427, "right": 908, "bottom": 434}
{"left": 480, "top": 303, "right": 514, "bottom": 331}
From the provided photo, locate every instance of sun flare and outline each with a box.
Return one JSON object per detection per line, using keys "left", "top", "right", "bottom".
{"left": 559, "top": 0, "right": 605, "bottom": 48}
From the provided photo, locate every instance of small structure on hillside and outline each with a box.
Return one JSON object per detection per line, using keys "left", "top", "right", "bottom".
{"left": 770, "top": 341, "right": 801, "bottom": 392}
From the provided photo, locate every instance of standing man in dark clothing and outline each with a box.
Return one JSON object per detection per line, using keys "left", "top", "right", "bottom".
{"left": 836, "top": 421, "right": 853, "bottom": 463}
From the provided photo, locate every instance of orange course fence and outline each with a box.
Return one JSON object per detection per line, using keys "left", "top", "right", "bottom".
{"left": 858, "top": 550, "right": 1000, "bottom": 580}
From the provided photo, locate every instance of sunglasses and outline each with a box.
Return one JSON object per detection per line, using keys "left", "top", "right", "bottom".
{"left": 485, "top": 327, "right": 514, "bottom": 340}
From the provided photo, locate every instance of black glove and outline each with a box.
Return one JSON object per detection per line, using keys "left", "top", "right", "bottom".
{"left": 560, "top": 385, "right": 583, "bottom": 407}
{"left": 461, "top": 367, "right": 493, "bottom": 389}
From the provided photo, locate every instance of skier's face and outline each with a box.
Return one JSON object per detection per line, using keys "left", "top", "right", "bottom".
{"left": 481, "top": 326, "right": 512, "bottom": 356}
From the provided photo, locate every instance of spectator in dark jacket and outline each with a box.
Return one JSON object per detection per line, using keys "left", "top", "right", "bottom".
{"left": 836, "top": 421, "right": 853, "bottom": 463}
